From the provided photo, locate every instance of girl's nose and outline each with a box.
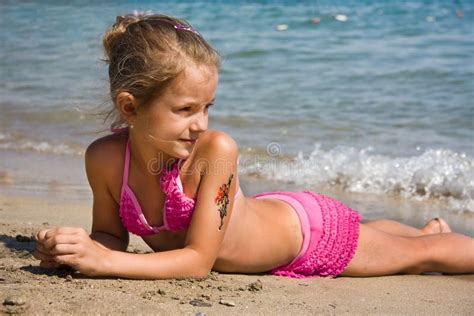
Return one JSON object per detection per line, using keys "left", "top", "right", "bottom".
{"left": 190, "top": 113, "right": 208, "bottom": 132}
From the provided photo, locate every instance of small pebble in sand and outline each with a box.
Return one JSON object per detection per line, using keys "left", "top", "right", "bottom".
{"left": 189, "top": 299, "right": 212, "bottom": 307}
{"left": 65, "top": 275, "right": 73, "bottom": 282}
{"left": 2, "top": 296, "right": 29, "bottom": 314}
{"left": 141, "top": 292, "right": 152, "bottom": 300}
{"left": 200, "top": 294, "right": 211, "bottom": 301}
{"left": 219, "top": 299, "right": 236, "bottom": 307}
{"left": 248, "top": 279, "right": 263, "bottom": 291}
{"left": 158, "top": 289, "right": 166, "bottom": 296}
{"left": 195, "top": 313, "right": 206, "bottom": 316}
{"left": 3, "top": 296, "right": 27, "bottom": 306}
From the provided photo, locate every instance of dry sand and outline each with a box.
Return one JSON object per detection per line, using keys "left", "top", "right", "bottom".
{"left": 1, "top": 194, "right": 473, "bottom": 315}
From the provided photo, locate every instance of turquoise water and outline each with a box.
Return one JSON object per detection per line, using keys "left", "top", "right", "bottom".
{"left": 1, "top": 1, "right": 473, "bottom": 213}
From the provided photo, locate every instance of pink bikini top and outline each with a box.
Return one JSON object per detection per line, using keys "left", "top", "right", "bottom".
{"left": 119, "top": 139, "right": 242, "bottom": 236}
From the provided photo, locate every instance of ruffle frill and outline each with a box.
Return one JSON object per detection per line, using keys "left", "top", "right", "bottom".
{"left": 271, "top": 191, "right": 362, "bottom": 278}
{"left": 160, "top": 161, "right": 197, "bottom": 231}
{"left": 119, "top": 190, "right": 160, "bottom": 236}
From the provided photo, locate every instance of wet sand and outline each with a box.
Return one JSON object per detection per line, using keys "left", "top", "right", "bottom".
{"left": 1, "top": 193, "right": 473, "bottom": 315}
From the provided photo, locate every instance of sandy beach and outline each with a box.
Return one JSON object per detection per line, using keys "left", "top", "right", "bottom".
{"left": 2, "top": 0, "right": 473, "bottom": 314}
{"left": 1, "top": 193, "right": 473, "bottom": 315}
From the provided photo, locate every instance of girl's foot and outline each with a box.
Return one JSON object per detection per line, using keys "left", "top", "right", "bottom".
{"left": 421, "top": 217, "right": 452, "bottom": 235}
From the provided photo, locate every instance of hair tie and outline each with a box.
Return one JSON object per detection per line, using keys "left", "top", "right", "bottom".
{"left": 174, "top": 23, "right": 200, "bottom": 35}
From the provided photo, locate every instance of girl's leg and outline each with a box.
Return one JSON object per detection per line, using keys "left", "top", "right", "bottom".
{"left": 340, "top": 223, "right": 474, "bottom": 277}
{"left": 364, "top": 218, "right": 451, "bottom": 237}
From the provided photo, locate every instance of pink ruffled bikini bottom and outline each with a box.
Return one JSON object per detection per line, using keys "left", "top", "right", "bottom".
{"left": 252, "top": 191, "right": 363, "bottom": 278}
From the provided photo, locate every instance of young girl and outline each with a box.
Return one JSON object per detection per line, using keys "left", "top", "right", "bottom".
{"left": 33, "top": 13, "right": 474, "bottom": 279}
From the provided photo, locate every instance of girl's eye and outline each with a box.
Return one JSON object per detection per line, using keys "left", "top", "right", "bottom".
{"left": 178, "top": 103, "right": 213, "bottom": 112}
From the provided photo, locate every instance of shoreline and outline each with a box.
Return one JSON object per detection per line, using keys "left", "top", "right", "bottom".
{"left": 1, "top": 192, "right": 474, "bottom": 314}
{"left": 1, "top": 145, "right": 472, "bottom": 236}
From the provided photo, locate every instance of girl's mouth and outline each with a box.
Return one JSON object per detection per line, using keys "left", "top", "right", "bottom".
{"left": 180, "top": 139, "right": 197, "bottom": 145}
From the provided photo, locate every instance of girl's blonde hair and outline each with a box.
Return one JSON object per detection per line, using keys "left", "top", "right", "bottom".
{"left": 102, "top": 13, "right": 221, "bottom": 131}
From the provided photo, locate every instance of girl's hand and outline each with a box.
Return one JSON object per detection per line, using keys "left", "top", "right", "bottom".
{"left": 34, "top": 227, "right": 109, "bottom": 276}
{"left": 34, "top": 229, "right": 60, "bottom": 269}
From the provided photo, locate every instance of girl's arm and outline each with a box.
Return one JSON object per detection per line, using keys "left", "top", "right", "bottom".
{"left": 100, "top": 132, "right": 239, "bottom": 279}
{"left": 34, "top": 137, "right": 129, "bottom": 267}
{"left": 85, "top": 139, "right": 129, "bottom": 251}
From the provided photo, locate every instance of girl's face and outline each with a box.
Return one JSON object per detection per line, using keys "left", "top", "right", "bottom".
{"left": 133, "top": 63, "right": 218, "bottom": 160}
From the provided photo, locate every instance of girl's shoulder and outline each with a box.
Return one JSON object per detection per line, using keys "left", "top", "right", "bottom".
{"left": 178, "top": 129, "right": 238, "bottom": 187}
{"left": 85, "top": 133, "right": 128, "bottom": 202}
{"left": 195, "top": 129, "right": 238, "bottom": 158}
{"left": 85, "top": 133, "right": 127, "bottom": 168}
{"left": 190, "top": 129, "right": 239, "bottom": 181}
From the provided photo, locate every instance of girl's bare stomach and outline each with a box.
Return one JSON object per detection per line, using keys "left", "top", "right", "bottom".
{"left": 142, "top": 195, "right": 303, "bottom": 274}
{"left": 213, "top": 195, "right": 303, "bottom": 273}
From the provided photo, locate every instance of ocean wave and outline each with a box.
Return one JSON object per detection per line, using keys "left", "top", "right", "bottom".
{"left": 240, "top": 144, "right": 474, "bottom": 213}
{"left": 0, "top": 132, "right": 84, "bottom": 156}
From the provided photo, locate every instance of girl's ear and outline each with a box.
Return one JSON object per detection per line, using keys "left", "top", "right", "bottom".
{"left": 116, "top": 92, "right": 138, "bottom": 123}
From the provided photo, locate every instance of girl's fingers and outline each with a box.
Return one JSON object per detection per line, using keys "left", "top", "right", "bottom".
{"left": 53, "top": 254, "right": 77, "bottom": 268}
{"left": 33, "top": 249, "right": 55, "bottom": 261}
{"left": 36, "top": 243, "right": 52, "bottom": 255}
{"left": 47, "top": 243, "right": 78, "bottom": 256}
{"left": 38, "top": 227, "right": 83, "bottom": 243}
{"left": 36, "top": 229, "right": 50, "bottom": 243}
{"left": 44, "top": 227, "right": 84, "bottom": 240}
{"left": 43, "top": 234, "right": 79, "bottom": 251}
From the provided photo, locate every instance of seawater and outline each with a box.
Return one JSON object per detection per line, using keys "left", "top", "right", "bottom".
{"left": 1, "top": 1, "right": 473, "bottom": 216}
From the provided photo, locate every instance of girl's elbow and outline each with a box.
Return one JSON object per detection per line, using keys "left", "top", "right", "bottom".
{"left": 188, "top": 257, "right": 212, "bottom": 279}
{"left": 195, "top": 266, "right": 212, "bottom": 279}
{"left": 186, "top": 248, "right": 213, "bottom": 279}
{"left": 191, "top": 268, "right": 211, "bottom": 279}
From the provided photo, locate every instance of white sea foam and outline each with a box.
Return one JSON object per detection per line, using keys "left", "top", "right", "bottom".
{"left": 240, "top": 144, "right": 474, "bottom": 213}
{"left": 0, "top": 133, "right": 84, "bottom": 156}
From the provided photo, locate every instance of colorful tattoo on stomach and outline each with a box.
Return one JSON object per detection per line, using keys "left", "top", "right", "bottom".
{"left": 215, "top": 174, "right": 234, "bottom": 230}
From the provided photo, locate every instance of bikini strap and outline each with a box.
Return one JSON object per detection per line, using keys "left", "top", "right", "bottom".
{"left": 234, "top": 187, "right": 242, "bottom": 199}
{"left": 121, "top": 138, "right": 131, "bottom": 193}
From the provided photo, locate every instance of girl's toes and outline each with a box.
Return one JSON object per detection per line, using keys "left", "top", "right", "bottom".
{"left": 422, "top": 218, "right": 440, "bottom": 234}
{"left": 422, "top": 217, "right": 452, "bottom": 235}
{"left": 436, "top": 218, "right": 452, "bottom": 233}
